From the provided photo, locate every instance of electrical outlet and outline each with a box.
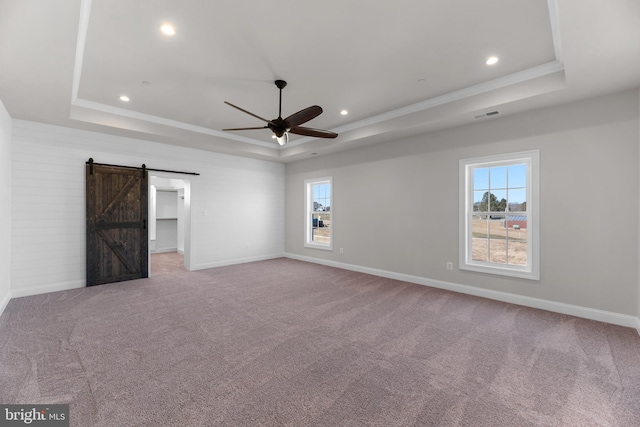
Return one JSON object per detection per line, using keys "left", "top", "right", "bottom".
{"left": 339, "top": 248, "right": 344, "bottom": 254}
{"left": 446, "top": 262, "right": 453, "bottom": 270}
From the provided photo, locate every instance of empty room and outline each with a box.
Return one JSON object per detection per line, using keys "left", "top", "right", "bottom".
{"left": 1, "top": 0, "right": 639, "bottom": 425}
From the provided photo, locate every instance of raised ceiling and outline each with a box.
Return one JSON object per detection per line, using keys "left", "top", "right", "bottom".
{"left": 0, "top": 0, "right": 639, "bottom": 162}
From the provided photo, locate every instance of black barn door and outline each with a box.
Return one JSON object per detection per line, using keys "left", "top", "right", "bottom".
{"left": 86, "top": 162, "right": 148, "bottom": 286}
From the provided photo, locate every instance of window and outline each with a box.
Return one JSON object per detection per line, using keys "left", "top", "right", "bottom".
{"left": 305, "top": 177, "right": 332, "bottom": 250}
{"left": 459, "top": 150, "right": 539, "bottom": 280}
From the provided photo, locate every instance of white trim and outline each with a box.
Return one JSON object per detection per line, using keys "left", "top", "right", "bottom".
{"left": 72, "top": 98, "right": 275, "bottom": 148}
{"left": 0, "top": 290, "right": 11, "bottom": 318}
{"left": 287, "top": 61, "right": 564, "bottom": 148}
{"left": 7, "top": 254, "right": 283, "bottom": 299}
{"left": 636, "top": 317, "right": 640, "bottom": 336}
{"left": 71, "top": 0, "right": 274, "bottom": 149}
{"left": 71, "top": 0, "right": 93, "bottom": 103}
{"left": 151, "top": 247, "right": 178, "bottom": 254}
{"left": 191, "top": 253, "right": 284, "bottom": 271}
{"left": 547, "top": 0, "right": 564, "bottom": 64}
{"left": 285, "top": 253, "right": 639, "bottom": 330}
{"left": 11, "top": 280, "right": 85, "bottom": 299}
{"left": 459, "top": 150, "right": 540, "bottom": 280}
{"left": 72, "top": 1, "right": 564, "bottom": 150}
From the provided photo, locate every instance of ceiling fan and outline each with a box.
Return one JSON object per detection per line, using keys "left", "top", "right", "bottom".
{"left": 223, "top": 80, "right": 338, "bottom": 146}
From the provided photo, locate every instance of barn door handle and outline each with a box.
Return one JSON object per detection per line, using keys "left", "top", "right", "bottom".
{"left": 143, "top": 219, "right": 147, "bottom": 229}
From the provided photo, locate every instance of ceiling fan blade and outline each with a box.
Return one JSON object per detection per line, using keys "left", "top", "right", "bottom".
{"left": 284, "top": 106, "right": 323, "bottom": 128}
{"left": 289, "top": 126, "right": 338, "bottom": 139}
{"left": 222, "top": 126, "right": 268, "bottom": 131}
{"left": 224, "top": 101, "right": 271, "bottom": 123}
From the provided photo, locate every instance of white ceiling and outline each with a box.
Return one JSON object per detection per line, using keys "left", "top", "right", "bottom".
{"left": 0, "top": 0, "right": 638, "bottom": 162}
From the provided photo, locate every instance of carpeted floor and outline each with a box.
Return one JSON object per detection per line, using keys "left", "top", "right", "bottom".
{"left": 150, "top": 251, "right": 188, "bottom": 275}
{"left": 1, "top": 258, "right": 639, "bottom": 426}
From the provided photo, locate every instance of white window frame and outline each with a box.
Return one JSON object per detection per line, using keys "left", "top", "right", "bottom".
{"left": 459, "top": 150, "right": 539, "bottom": 280}
{"left": 304, "top": 177, "right": 333, "bottom": 250}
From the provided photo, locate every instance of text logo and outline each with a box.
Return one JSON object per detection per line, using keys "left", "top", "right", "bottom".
{"left": 0, "top": 405, "right": 69, "bottom": 427}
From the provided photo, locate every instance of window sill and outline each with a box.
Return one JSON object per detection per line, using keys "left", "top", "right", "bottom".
{"left": 460, "top": 262, "right": 539, "bottom": 281}
{"left": 304, "top": 243, "right": 333, "bottom": 251}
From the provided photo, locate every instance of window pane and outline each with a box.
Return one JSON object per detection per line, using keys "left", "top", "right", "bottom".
{"left": 489, "top": 237, "right": 507, "bottom": 263}
{"left": 473, "top": 168, "right": 489, "bottom": 191}
{"left": 507, "top": 219, "right": 527, "bottom": 265}
{"left": 490, "top": 166, "right": 507, "bottom": 189}
{"left": 473, "top": 191, "right": 486, "bottom": 212}
{"left": 475, "top": 191, "right": 494, "bottom": 212}
{"left": 506, "top": 215, "right": 527, "bottom": 231}
{"left": 471, "top": 215, "right": 488, "bottom": 261}
{"left": 488, "top": 218, "right": 507, "bottom": 263}
{"left": 489, "top": 215, "right": 507, "bottom": 264}
{"left": 490, "top": 190, "right": 507, "bottom": 212}
{"left": 508, "top": 164, "right": 527, "bottom": 188}
{"left": 311, "top": 213, "right": 330, "bottom": 244}
{"left": 313, "top": 183, "right": 330, "bottom": 212}
{"left": 508, "top": 189, "right": 526, "bottom": 211}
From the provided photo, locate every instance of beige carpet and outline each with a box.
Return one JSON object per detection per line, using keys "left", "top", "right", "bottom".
{"left": 1, "top": 258, "right": 639, "bottom": 426}
{"left": 150, "top": 251, "right": 187, "bottom": 275}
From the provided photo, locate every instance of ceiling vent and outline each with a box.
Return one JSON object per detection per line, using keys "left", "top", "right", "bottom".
{"left": 473, "top": 110, "right": 500, "bottom": 119}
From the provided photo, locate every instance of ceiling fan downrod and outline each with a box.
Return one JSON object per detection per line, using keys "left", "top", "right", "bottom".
{"left": 275, "top": 80, "right": 287, "bottom": 119}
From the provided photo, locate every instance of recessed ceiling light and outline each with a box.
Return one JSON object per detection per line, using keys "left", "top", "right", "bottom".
{"left": 486, "top": 56, "right": 499, "bottom": 65}
{"left": 340, "top": 110, "right": 348, "bottom": 116}
{"left": 119, "top": 95, "right": 130, "bottom": 102}
{"left": 160, "top": 23, "right": 176, "bottom": 36}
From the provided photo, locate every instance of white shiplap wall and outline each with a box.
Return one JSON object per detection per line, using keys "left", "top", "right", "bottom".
{"left": 11, "top": 120, "right": 285, "bottom": 297}
{"left": 0, "top": 100, "right": 11, "bottom": 314}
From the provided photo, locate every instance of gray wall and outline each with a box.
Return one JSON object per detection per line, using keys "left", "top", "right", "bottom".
{"left": 286, "top": 90, "right": 640, "bottom": 317}
{"left": 0, "top": 99, "right": 11, "bottom": 313}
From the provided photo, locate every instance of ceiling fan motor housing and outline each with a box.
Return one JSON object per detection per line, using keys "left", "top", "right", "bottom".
{"left": 268, "top": 118, "right": 289, "bottom": 137}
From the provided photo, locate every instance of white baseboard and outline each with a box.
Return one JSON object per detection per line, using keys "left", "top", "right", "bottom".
{"left": 11, "top": 280, "right": 85, "bottom": 299}
{"left": 0, "top": 289, "right": 11, "bottom": 318}
{"left": 5, "top": 253, "right": 283, "bottom": 300}
{"left": 285, "top": 253, "right": 640, "bottom": 331}
{"left": 192, "top": 253, "right": 285, "bottom": 271}
{"left": 151, "top": 247, "right": 178, "bottom": 254}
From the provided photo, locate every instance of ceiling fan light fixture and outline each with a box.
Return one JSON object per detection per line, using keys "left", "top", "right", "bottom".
{"left": 276, "top": 133, "right": 288, "bottom": 146}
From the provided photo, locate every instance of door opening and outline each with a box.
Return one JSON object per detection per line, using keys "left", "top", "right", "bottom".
{"left": 149, "top": 175, "right": 192, "bottom": 276}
